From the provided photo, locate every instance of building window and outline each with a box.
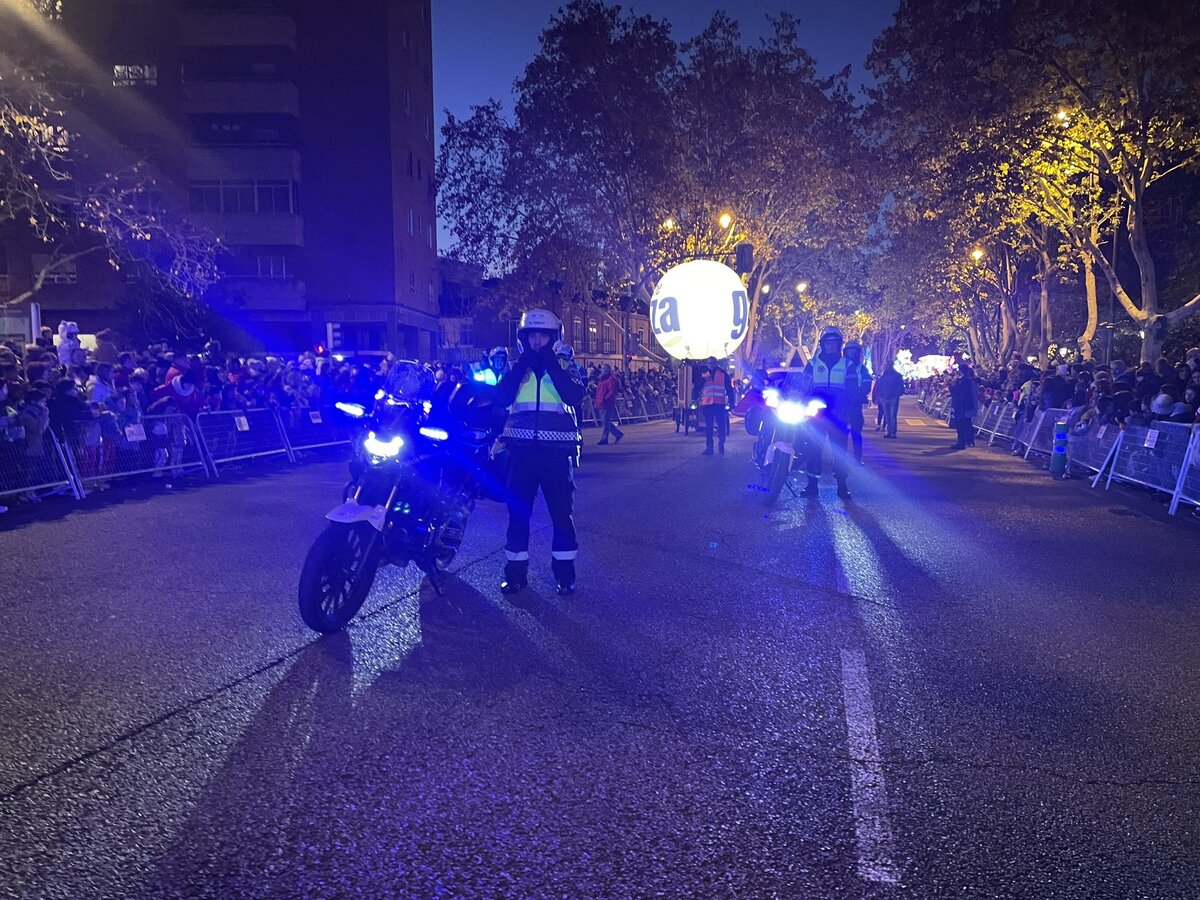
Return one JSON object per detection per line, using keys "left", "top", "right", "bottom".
{"left": 427, "top": 224, "right": 433, "bottom": 249}
{"left": 428, "top": 278, "right": 435, "bottom": 306}
{"left": 587, "top": 320, "right": 598, "bottom": 354}
{"left": 256, "top": 255, "right": 288, "bottom": 278}
{"left": 32, "top": 254, "right": 77, "bottom": 284}
{"left": 113, "top": 64, "right": 157, "bottom": 87}
{"left": 404, "top": 89, "right": 411, "bottom": 115}
{"left": 460, "top": 321, "right": 474, "bottom": 346}
{"left": 572, "top": 316, "right": 582, "bottom": 344}
{"left": 221, "top": 181, "right": 256, "bottom": 213}
{"left": 408, "top": 208, "right": 415, "bottom": 236}
{"left": 256, "top": 180, "right": 292, "bottom": 214}
{"left": 408, "top": 270, "right": 416, "bottom": 291}
{"left": 603, "top": 322, "right": 614, "bottom": 354}
{"left": 188, "top": 179, "right": 299, "bottom": 214}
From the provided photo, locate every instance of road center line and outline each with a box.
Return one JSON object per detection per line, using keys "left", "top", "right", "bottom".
{"left": 839, "top": 648, "right": 902, "bottom": 886}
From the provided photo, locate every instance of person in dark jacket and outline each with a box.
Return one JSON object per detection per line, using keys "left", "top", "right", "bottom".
{"left": 950, "top": 365, "right": 979, "bottom": 450}
{"left": 874, "top": 363, "right": 904, "bottom": 438}
{"left": 494, "top": 308, "right": 584, "bottom": 596}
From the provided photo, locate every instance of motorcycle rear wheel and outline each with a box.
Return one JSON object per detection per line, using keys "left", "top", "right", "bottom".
{"left": 298, "top": 522, "right": 383, "bottom": 633}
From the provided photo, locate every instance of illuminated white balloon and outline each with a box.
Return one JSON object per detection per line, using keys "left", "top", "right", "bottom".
{"left": 649, "top": 260, "right": 750, "bottom": 361}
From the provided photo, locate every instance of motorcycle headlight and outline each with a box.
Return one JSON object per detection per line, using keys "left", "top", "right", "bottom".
{"left": 763, "top": 388, "right": 781, "bottom": 409}
{"left": 362, "top": 430, "right": 405, "bottom": 461}
{"left": 419, "top": 426, "right": 449, "bottom": 441}
{"left": 336, "top": 401, "right": 366, "bottom": 418}
{"left": 776, "top": 398, "right": 826, "bottom": 425}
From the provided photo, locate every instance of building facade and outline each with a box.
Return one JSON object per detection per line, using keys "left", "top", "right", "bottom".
{"left": 0, "top": 0, "right": 436, "bottom": 355}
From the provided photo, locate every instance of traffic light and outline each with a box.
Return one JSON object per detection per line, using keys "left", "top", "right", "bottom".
{"left": 735, "top": 243, "right": 754, "bottom": 274}
{"left": 326, "top": 321, "right": 343, "bottom": 350}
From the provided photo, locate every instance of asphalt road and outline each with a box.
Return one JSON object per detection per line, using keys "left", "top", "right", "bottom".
{"left": 3, "top": 398, "right": 1200, "bottom": 898}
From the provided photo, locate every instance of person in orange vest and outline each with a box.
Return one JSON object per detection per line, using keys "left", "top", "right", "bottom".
{"left": 696, "top": 356, "right": 735, "bottom": 455}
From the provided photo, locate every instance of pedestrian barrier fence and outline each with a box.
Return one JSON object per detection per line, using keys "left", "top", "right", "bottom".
{"left": 1024, "top": 408, "right": 1066, "bottom": 459}
{"left": 0, "top": 430, "right": 82, "bottom": 502}
{"left": 278, "top": 406, "right": 353, "bottom": 453}
{"left": 196, "top": 408, "right": 294, "bottom": 472}
{"left": 1065, "top": 419, "right": 1121, "bottom": 483}
{"left": 1105, "top": 422, "right": 1192, "bottom": 498}
{"left": 59, "top": 413, "right": 210, "bottom": 490}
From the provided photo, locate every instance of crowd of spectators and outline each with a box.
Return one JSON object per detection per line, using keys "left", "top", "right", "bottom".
{"left": 1, "top": 323, "right": 683, "bottom": 509}
{"left": 962, "top": 349, "right": 1200, "bottom": 431}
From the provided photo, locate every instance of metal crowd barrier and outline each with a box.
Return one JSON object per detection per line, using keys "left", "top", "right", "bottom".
{"left": 0, "top": 431, "right": 82, "bottom": 502}
{"left": 278, "top": 406, "right": 353, "bottom": 453}
{"left": 974, "top": 402, "right": 1007, "bottom": 440}
{"left": 1104, "top": 422, "right": 1192, "bottom": 497}
{"left": 1168, "top": 429, "right": 1200, "bottom": 515}
{"left": 1024, "top": 408, "right": 1067, "bottom": 458}
{"left": 196, "top": 407, "right": 294, "bottom": 472}
{"left": 1065, "top": 419, "right": 1121, "bottom": 483}
{"left": 58, "top": 413, "right": 211, "bottom": 490}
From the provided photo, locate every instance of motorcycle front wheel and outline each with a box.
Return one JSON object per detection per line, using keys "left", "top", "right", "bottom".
{"left": 764, "top": 451, "right": 792, "bottom": 507}
{"left": 298, "top": 522, "right": 384, "bottom": 634}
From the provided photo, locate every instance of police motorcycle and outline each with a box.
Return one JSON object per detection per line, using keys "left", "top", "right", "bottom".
{"left": 298, "top": 361, "right": 503, "bottom": 634}
{"left": 755, "top": 379, "right": 826, "bottom": 507}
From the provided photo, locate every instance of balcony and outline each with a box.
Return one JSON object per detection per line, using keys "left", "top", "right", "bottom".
{"left": 184, "top": 79, "right": 299, "bottom": 117}
{"left": 186, "top": 145, "right": 301, "bottom": 181}
{"left": 180, "top": 10, "right": 296, "bottom": 49}
{"left": 220, "top": 276, "right": 305, "bottom": 311}
{"left": 190, "top": 212, "right": 303, "bottom": 246}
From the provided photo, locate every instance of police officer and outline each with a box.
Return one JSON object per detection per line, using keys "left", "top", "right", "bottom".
{"left": 842, "top": 340, "right": 872, "bottom": 465}
{"left": 801, "top": 327, "right": 870, "bottom": 499}
{"left": 495, "top": 309, "right": 584, "bottom": 596}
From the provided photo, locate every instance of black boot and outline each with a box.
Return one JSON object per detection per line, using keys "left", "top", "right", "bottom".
{"left": 552, "top": 558, "right": 576, "bottom": 596}
{"left": 836, "top": 478, "right": 852, "bottom": 500}
{"left": 500, "top": 560, "right": 528, "bottom": 595}
{"left": 801, "top": 477, "right": 819, "bottom": 498}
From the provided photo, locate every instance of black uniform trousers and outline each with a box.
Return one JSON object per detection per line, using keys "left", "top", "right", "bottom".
{"left": 805, "top": 411, "right": 851, "bottom": 481}
{"left": 504, "top": 442, "right": 578, "bottom": 568}
{"left": 702, "top": 404, "right": 729, "bottom": 451}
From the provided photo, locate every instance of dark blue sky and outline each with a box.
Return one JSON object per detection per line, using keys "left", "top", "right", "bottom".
{"left": 432, "top": 0, "right": 898, "bottom": 129}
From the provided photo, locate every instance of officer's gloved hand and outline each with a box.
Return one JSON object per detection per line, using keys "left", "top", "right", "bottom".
{"left": 519, "top": 347, "right": 539, "bottom": 368}
{"left": 539, "top": 342, "right": 559, "bottom": 365}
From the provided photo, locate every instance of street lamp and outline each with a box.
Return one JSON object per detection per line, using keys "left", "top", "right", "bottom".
{"left": 761, "top": 283, "right": 771, "bottom": 294}
{"left": 661, "top": 216, "right": 677, "bottom": 231}
{"left": 970, "top": 248, "right": 984, "bottom": 262}
{"left": 796, "top": 281, "right": 809, "bottom": 294}
{"left": 718, "top": 212, "right": 733, "bottom": 229}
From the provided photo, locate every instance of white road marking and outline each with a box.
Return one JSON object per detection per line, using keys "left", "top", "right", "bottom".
{"left": 840, "top": 648, "right": 902, "bottom": 885}
{"left": 903, "top": 418, "right": 927, "bottom": 426}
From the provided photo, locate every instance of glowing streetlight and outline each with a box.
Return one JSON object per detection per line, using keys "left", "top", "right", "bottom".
{"left": 970, "top": 248, "right": 984, "bottom": 262}
{"left": 718, "top": 212, "right": 733, "bottom": 229}
{"left": 661, "top": 216, "right": 677, "bottom": 231}
{"left": 1056, "top": 109, "right": 1070, "bottom": 124}
{"left": 796, "top": 281, "right": 809, "bottom": 294}
{"left": 761, "top": 283, "right": 771, "bottom": 294}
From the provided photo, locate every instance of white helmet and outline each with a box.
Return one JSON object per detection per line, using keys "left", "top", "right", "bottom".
{"left": 553, "top": 340, "right": 575, "bottom": 360}
{"left": 819, "top": 326, "right": 844, "bottom": 345}
{"left": 517, "top": 308, "right": 563, "bottom": 350}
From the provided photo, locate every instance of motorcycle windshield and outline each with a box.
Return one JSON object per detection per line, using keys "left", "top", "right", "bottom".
{"left": 381, "top": 361, "right": 433, "bottom": 402}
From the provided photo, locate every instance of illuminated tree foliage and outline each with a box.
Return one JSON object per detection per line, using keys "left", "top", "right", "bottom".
{"left": 870, "top": 0, "right": 1200, "bottom": 363}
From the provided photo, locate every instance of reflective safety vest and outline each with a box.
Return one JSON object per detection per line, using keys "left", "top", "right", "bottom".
{"left": 700, "top": 369, "right": 729, "bottom": 406}
{"left": 808, "top": 356, "right": 852, "bottom": 391}
{"left": 501, "top": 363, "right": 581, "bottom": 446}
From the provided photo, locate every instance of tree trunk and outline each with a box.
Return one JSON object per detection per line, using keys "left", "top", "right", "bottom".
{"left": 1077, "top": 237, "right": 1099, "bottom": 362}
{"left": 1037, "top": 236, "right": 1054, "bottom": 368}
{"left": 1126, "top": 176, "right": 1161, "bottom": 363}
